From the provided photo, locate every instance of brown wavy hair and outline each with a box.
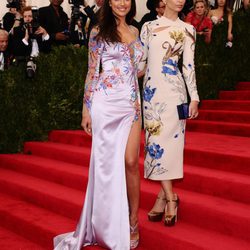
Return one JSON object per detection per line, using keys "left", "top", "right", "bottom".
{"left": 96, "top": 0, "right": 136, "bottom": 43}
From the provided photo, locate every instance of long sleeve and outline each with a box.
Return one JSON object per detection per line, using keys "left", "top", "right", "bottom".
{"left": 84, "top": 28, "right": 102, "bottom": 110}
{"left": 138, "top": 22, "right": 149, "bottom": 74}
{"left": 183, "top": 25, "right": 200, "bottom": 101}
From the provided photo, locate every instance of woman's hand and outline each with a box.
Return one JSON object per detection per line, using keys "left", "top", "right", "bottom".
{"left": 81, "top": 105, "right": 92, "bottom": 136}
{"left": 188, "top": 100, "right": 199, "bottom": 119}
{"left": 227, "top": 32, "right": 233, "bottom": 42}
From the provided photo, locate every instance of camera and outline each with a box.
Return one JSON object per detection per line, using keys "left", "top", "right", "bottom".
{"left": 23, "top": 7, "right": 40, "bottom": 39}
{"left": 6, "top": 0, "right": 21, "bottom": 9}
{"left": 68, "top": 0, "right": 85, "bottom": 38}
{"left": 68, "top": 0, "right": 84, "bottom": 6}
{"left": 26, "top": 57, "right": 37, "bottom": 78}
{"left": 68, "top": 0, "right": 84, "bottom": 21}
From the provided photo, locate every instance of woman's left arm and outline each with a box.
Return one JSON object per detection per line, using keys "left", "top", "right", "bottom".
{"left": 138, "top": 22, "right": 149, "bottom": 77}
{"left": 227, "top": 12, "right": 233, "bottom": 41}
{"left": 183, "top": 25, "right": 200, "bottom": 119}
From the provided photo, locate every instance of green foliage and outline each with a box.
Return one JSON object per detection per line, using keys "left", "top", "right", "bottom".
{"left": 195, "top": 9, "right": 250, "bottom": 99}
{"left": 0, "top": 10, "right": 249, "bottom": 153}
{"left": 0, "top": 46, "right": 87, "bottom": 153}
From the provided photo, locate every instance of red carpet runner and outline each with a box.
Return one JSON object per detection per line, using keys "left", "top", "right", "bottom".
{"left": 0, "top": 82, "right": 250, "bottom": 249}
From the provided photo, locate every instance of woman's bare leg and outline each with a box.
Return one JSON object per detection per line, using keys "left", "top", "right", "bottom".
{"left": 125, "top": 117, "right": 142, "bottom": 227}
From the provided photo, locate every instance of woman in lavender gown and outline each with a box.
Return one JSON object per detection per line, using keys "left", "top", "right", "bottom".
{"left": 53, "top": 0, "right": 143, "bottom": 249}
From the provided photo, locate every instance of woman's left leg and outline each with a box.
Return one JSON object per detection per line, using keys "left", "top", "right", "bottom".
{"left": 125, "top": 117, "right": 142, "bottom": 226}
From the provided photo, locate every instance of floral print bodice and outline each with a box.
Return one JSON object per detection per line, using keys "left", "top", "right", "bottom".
{"left": 84, "top": 28, "right": 143, "bottom": 119}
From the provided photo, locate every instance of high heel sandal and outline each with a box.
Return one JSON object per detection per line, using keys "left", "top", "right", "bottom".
{"left": 164, "top": 194, "right": 179, "bottom": 227}
{"left": 148, "top": 196, "right": 167, "bottom": 222}
{"left": 130, "top": 223, "right": 139, "bottom": 249}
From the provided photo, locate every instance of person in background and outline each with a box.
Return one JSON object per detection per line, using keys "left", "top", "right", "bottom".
{"left": 139, "top": 0, "right": 199, "bottom": 227}
{"left": 209, "top": 0, "right": 233, "bottom": 44}
{"left": 0, "top": 29, "right": 10, "bottom": 71}
{"left": 243, "top": 0, "right": 250, "bottom": 9}
{"left": 53, "top": 0, "right": 143, "bottom": 249}
{"left": 179, "top": 0, "right": 194, "bottom": 19}
{"left": 185, "top": 0, "right": 212, "bottom": 43}
{"left": 70, "top": 17, "right": 88, "bottom": 47}
{"left": 140, "top": 0, "right": 166, "bottom": 28}
{"left": 39, "top": 0, "right": 69, "bottom": 46}
{"left": 11, "top": 6, "right": 50, "bottom": 58}
{"left": 82, "top": 0, "right": 104, "bottom": 39}
{"left": 2, "top": 0, "right": 26, "bottom": 33}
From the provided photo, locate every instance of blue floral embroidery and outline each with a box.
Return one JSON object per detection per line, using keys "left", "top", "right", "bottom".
{"left": 146, "top": 143, "right": 164, "bottom": 160}
{"left": 162, "top": 59, "right": 178, "bottom": 75}
{"left": 143, "top": 86, "right": 156, "bottom": 102}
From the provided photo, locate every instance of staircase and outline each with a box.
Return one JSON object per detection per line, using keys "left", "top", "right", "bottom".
{"left": 0, "top": 82, "right": 250, "bottom": 250}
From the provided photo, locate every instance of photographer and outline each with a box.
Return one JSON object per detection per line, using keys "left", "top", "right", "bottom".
{"left": 68, "top": 0, "right": 88, "bottom": 47}
{"left": 11, "top": 6, "right": 51, "bottom": 58}
{"left": 82, "top": 0, "right": 104, "bottom": 40}
{"left": 0, "top": 29, "right": 10, "bottom": 71}
{"left": 39, "top": 0, "right": 69, "bottom": 46}
{"left": 2, "top": 0, "right": 26, "bottom": 33}
{"left": 185, "top": 0, "right": 213, "bottom": 44}
{"left": 10, "top": 6, "right": 51, "bottom": 77}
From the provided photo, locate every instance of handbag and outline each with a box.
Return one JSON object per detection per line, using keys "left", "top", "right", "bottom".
{"left": 177, "top": 103, "right": 189, "bottom": 120}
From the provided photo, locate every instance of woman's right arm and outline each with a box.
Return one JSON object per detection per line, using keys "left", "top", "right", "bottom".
{"left": 82, "top": 27, "right": 102, "bottom": 135}
{"left": 83, "top": 27, "right": 102, "bottom": 110}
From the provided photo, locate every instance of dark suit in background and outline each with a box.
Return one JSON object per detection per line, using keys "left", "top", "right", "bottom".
{"left": 39, "top": 4, "right": 69, "bottom": 46}
{"left": 11, "top": 26, "right": 51, "bottom": 58}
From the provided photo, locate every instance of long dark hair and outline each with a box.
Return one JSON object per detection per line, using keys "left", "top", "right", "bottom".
{"left": 214, "top": 0, "right": 231, "bottom": 15}
{"left": 96, "top": 0, "right": 136, "bottom": 43}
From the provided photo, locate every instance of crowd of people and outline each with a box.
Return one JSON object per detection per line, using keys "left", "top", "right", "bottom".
{"left": 0, "top": 0, "right": 249, "bottom": 72}
{"left": 0, "top": 0, "right": 105, "bottom": 72}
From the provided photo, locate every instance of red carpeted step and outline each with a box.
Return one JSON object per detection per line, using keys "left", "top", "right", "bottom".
{"left": 22, "top": 132, "right": 250, "bottom": 176}
{"left": 141, "top": 180, "right": 250, "bottom": 242}
{"left": 236, "top": 82, "right": 250, "bottom": 90}
{"left": 138, "top": 210, "right": 250, "bottom": 250}
{"left": 187, "top": 119, "right": 250, "bottom": 137}
{"left": 48, "top": 130, "right": 92, "bottom": 147}
{"left": 200, "top": 100, "right": 250, "bottom": 111}
{"left": 49, "top": 129, "right": 145, "bottom": 148}
{"left": 198, "top": 110, "right": 250, "bottom": 123}
{"left": 1, "top": 154, "right": 249, "bottom": 205}
{"left": 0, "top": 168, "right": 84, "bottom": 220}
{"left": 0, "top": 226, "right": 46, "bottom": 250}
{"left": 0, "top": 192, "right": 75, "bottom": 249}
{"left": 1, "top": 193, "right": 249, "bottom": 250}
{"left": 0, "top": 168, "right": 249, "bottom": 242}
{"left": 23, "top": 141, "right": 91, "bottom": 166}
{"left": 0, "top": 154, "right": 250, "bottom": 203}
{"left": 184, "top": 132, "right": 250, "bottom": 175}
{"left": 179, "top": 164, "right": 250, "bottom": 204}
{"left": 0, "top": 154, "right": 88, "bottom": 191}
{"left": 219, "top": 90, "right": 250, "bottom": 100}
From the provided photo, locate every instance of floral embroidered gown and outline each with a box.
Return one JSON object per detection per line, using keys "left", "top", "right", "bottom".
{"left": 139, "top": 16, "right": 199, "bottom": 181}
{"left": 54, "top": 28, "right": 143, "bottom": 250}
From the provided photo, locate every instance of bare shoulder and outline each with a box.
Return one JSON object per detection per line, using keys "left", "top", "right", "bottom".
{"left": 129, "top": 25, "right": 139, "bottom": 37}
{"left": 91, "top": 25, "right": 100, "bottom": 34}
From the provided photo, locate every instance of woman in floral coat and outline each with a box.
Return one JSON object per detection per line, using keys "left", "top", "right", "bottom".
{"left": 139, "top": 0, "right": 199, "bottom": 226}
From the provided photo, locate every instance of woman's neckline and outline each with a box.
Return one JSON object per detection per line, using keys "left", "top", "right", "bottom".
{"left": 161, "top": 15, "right": 180, "bottom": 22}
{"left": 120, "top": 37, "right": 139, "bottom": 47}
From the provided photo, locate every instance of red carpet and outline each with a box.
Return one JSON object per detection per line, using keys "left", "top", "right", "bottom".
{"left": 0, "top": 81, "right": 250, "bottom": 249}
